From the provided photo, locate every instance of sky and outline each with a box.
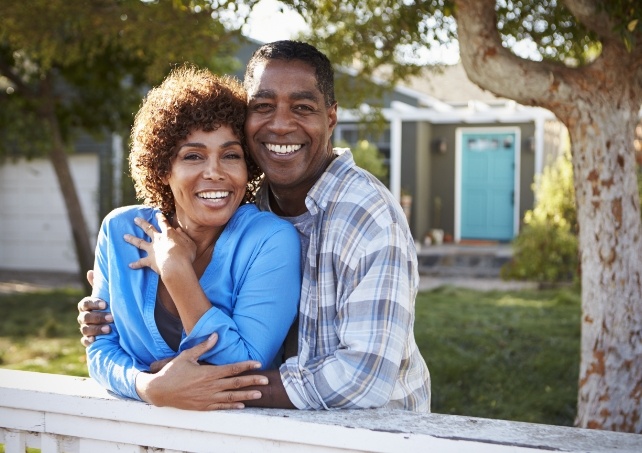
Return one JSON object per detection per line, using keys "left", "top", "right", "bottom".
{"left": 242, "top": 0, "right": 307, "bottom": 43}
{"left": 241, "top": 0, "right": 461, "bottom": 64}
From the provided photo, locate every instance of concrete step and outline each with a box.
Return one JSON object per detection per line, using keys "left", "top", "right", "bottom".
{"left": 416, "top": 243, "right": 512, "bottom": 278}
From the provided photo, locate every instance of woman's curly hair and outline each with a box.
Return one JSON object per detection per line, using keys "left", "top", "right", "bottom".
{"left": 129, "top": 65, "right": 262, "bottom": 214}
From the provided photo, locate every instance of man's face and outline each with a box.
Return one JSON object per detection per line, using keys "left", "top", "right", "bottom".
{"left": 245, "top": 59, "right": 338, "bottom": 197}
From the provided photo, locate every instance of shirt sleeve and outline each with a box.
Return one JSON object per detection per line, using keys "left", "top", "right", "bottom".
{"left": 182, "top": 224, "right": 301, "bottom": 369}
{"left": 86, "top": 218, "right": 148, "bottom": 401}
{"left": 280, "top": 222, "right": 416, "bottom": 409}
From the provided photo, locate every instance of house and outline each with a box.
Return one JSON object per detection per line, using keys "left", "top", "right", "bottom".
{"left": 0, "top": 45, "right": 564, "bottom": 273}
{"left": 335, "top": 63, "right": 564, "bottom": 245}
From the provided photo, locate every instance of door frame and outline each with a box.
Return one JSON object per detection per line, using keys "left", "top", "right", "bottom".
{"left": 454, "top": 126, "right": 522, "bottom": 243}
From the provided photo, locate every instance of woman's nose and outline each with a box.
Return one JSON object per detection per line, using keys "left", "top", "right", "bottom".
{"left": 203, "top": 160, "right": 224, "bottom": 180}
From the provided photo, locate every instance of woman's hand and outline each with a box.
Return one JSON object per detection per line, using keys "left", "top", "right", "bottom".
{"left": 125, "top": 213, "right": 196, "bottom": 276}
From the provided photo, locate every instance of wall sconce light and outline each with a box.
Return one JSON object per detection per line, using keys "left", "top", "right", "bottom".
{"left": 432, "top": 137, "right": 447, "bottom": 154}
{"left": 525, "top": 136, "right": 535, "bottom": 153}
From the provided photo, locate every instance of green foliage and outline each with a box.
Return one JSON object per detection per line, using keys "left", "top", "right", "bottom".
{"left": 415, "top": 285, "right": 581, "bottom": 426}
{"left": 495, "top": 0, "right": 599, "bottom": 65}
{"left": 502, "top": 147, "right": 579, "bottom": 282}
{"left": 0, "top": 0, "right": 243, "bottom": 159}
{"left": 336, "top": 139, "right": 388, "bottom": 182}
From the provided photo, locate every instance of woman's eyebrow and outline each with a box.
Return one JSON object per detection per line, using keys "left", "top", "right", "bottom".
{"left": 177, "top": 142, "right": 206, "bottom": 150}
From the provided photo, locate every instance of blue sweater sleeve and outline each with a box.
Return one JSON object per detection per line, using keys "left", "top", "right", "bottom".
{"left": 86, "top": 210, "right": 150, "bottom": 401}
{"left": 182, "top": 221, "right": 301, "bottom": 369}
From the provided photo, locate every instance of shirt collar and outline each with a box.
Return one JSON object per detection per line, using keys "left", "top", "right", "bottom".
{"left": 255, "top": 148, "right": 355, "bottom": 215}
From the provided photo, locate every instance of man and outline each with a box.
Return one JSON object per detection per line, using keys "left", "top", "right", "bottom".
{"left": 79, "top": 40, "right": 431, "bottom": 411}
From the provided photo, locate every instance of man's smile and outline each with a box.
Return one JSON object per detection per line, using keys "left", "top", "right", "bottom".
{"left": 265, "top": 143, "right": 303, "bottom": 155}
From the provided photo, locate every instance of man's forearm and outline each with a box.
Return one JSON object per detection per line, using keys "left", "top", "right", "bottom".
{"left": 242, "top": 369, "right": 295, "bottom": 409}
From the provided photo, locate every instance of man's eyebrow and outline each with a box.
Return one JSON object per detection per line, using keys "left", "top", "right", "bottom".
{"left": 249, "top": 89, "right": 276, "bottom": 100}
{"left": 249, "top": 89, "right": 320, "bottom": 103}
{"left": 290, "top": 91, "right": 320, "bottom": 102}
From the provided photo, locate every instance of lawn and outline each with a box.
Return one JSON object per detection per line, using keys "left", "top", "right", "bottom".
{"left": 0, "top": 284, "right": 581, "bottom": 426}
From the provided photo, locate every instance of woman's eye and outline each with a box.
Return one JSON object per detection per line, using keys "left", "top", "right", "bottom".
{"left": 182, "top": 152, "right": 202, "bottom": 161}
{"left": 224, "top": 152, "right": 242, "bottom": 160}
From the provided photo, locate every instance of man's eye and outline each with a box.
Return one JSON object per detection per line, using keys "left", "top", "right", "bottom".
{"left": 295, "top": 104, "right": 314, "bottom": 112}
{"left": 252, "top": 103, "right": 272, "bottom": 112}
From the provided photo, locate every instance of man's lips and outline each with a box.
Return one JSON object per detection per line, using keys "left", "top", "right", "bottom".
{"left": 265, "top": 143, "right": 303, "bottom": 155}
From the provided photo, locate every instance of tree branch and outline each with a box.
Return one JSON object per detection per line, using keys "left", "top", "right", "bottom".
{"left": 453, "top": 0, "right": 577, "bottom": 111}
{"left": 563, "top": 0, "right": 619, "bottom": 43}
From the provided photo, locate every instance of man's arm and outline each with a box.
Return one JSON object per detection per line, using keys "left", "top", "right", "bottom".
{"left": 135, "top": 334, "right": 274, "bottom": 410}
{"left": 240, "top": 369, "right": 295, "bottom": 409}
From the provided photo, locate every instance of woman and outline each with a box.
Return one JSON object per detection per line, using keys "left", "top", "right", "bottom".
{"left": 86, "top": 65, "right": 301, "bottom": 403}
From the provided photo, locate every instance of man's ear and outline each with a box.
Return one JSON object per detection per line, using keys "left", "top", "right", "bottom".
{"left": 327, "top": 102, "right": 338, "bottom": 132}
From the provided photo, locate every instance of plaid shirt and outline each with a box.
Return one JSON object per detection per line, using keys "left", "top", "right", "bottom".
{"left": 256, "top": 149, "right": 431, "bottom": 411}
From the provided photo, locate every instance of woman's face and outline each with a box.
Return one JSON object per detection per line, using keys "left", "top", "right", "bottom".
{"left": 164, "top": 127, "right": 248, "bottom": 234}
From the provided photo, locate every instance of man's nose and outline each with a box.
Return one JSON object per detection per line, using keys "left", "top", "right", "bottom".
{"left": 267, "top": 106, "right": 297, "bottom": 134}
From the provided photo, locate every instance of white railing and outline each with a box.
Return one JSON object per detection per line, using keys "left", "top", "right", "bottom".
{"left": 0, "top": 369, "right": 640, "bottom": 453}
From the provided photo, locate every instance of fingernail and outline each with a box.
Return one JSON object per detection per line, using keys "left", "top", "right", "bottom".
{"left": 101, "top": 326, "right": 110, "bottom": 333}
{"left": 105, "top": 314, "right": 114, "bottom": 322}
{"left": 258, "top": 377, "right": 268, "bottom": 385}
{"left": 98, "top": 301, "right": 107, "bottom": 309}
{"left": 251, "top": 391, "right": 262, "bottom": 399}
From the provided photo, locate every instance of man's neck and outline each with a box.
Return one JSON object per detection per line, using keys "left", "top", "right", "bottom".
{"left": 268, "top": 186, "right": 309, "bottom": 217}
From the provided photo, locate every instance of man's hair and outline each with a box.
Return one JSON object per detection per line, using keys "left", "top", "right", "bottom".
{"left": 244, "top": 40, "right": 336, "bottom": 107}
{"left": 129, "top": 65, "right": 262, "bottom": 212}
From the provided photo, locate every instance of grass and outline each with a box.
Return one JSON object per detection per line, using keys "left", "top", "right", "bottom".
{"left": 0, "top": 288, "right": 88, "bottom": 377}
{"left": 0, "top": 284, "right": 581, "bottom": 426}
{"left": 415, "top": 285, "right": 581, "bottom": 426}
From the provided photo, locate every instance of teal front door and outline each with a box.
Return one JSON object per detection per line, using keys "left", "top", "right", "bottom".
{"left": 460, "top": 131, "right": 516, "bottom": 241}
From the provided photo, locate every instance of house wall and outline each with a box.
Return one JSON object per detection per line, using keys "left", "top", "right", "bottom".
{"left": 412, "top": 122, "right": 433, "bottom": 242}
{"left": 0, "top": 155, "right": 99, "bottom": 272}
{"left": 411, "top": 121, "right": 537, "bottom": 242}
{"left": 429, "top": 124, "right": 459, "bottom": 240}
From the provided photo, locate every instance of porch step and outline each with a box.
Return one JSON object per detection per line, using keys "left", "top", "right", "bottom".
{"left": 416, "top": 243, "right": 513, "bottom": 278}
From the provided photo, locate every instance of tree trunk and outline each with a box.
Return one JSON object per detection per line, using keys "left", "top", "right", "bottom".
{"left": 41, "top": 80, "right": 94, "bottom": 294}
{"left": 454, "top": 0, "right": 642, "bottom": 432}
{"left": 570, "top": 106, "right": 642, "bottom": 432}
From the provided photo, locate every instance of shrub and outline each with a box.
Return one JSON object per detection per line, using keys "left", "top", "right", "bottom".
{"left": 336, "top": 139, "right": 388, "bottom": 182}
{"left": 502, "top": 145, "right": 579, "bottom": 283}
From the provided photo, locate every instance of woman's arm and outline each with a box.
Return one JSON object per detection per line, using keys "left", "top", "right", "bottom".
{"left": 128, "top": 213, "right": 301, "bottom": 369}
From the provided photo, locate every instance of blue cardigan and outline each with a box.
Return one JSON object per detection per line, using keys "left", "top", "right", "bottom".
{"left": 87, "top": 203, "right": 301, "bottom": 400}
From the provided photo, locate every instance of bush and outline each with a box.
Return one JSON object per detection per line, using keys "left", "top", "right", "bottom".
{"left": 336, "top": 139, "right": 388, "bottom": 182}
{"left": 502, "top": 145, "right": 578, "bottom": 283}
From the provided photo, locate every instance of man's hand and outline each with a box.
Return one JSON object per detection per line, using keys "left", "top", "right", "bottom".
{"left": 77, "top": 296, "right": 113, "bottom": 346}
{"left": 136, "top": 333, "right": 268, "bottom": 410}
{"left": 77, "top": 269, "right": 112, "bottom": 347}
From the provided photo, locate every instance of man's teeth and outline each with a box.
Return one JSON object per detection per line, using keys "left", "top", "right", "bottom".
{"left": 266, "top": 144, "right": 302, "bottom": 154}
{"left": 198, "top": 191, "right": 229, "bottom": 200}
